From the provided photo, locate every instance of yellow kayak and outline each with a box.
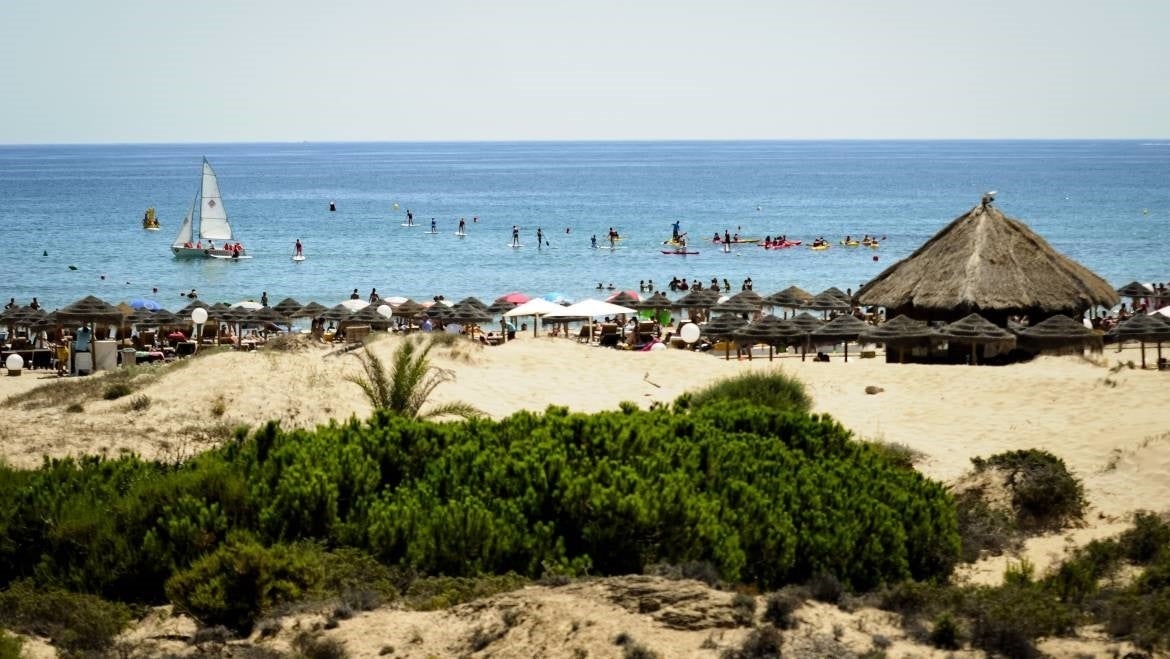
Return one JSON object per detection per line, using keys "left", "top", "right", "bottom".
{"left": 840, "top": 240, "right": 860, "bottom": 247}
{"left": 810, "top": 243, "right": 830, "bottom": 251}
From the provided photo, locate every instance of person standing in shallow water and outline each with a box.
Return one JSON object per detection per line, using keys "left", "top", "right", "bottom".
{"left": 512, "top": 225, "right": 520, "bottom": 246}
{"left": 295, "top": 238, "right": 303, "bottom": 257}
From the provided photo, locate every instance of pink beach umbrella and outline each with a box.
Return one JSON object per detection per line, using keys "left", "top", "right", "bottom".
{"left": 500, "top": 292, "right": 531, "bottom": 304}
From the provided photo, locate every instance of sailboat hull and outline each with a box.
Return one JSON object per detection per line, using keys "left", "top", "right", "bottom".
{"left": 172, "top": 246, "right": 249, "bottom": 259}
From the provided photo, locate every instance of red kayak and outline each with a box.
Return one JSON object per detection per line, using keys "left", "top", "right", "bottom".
{"left": 760, "top": 240, "right": 802, "bottom": 249}
{"left": 661, "top": 250, "right": 699, "bottom": 255}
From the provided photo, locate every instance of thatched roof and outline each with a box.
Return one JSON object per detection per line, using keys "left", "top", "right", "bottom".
{"left": 636, "top": 291, "right": 673, "bottom": 310}
{"left": 855, "top": 201, "right": 1119, "bottom": 320}
{"left": 1116, "top": 281, "right": 1154, "bottom": 298}
{"left": 811, "top": 314, "right": 869, "bottom": 341}
{"left": 703, "top": 314, "right": 747, "bottom": 339}
{"left": 861, "top": 314, "right": 937, "bottom": 344}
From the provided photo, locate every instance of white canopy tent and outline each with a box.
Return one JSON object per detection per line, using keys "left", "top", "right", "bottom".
{"left": 503, "top": 297, "right": 567, "bottom": 337}
{"left": 544, "top": 298, "right": 638, "bottom": 343}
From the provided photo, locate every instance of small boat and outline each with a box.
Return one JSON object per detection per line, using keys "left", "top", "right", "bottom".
{"left": 840, "top": 240, "right": 860, "bottom": 247}
{"left": 810, "top": 243, "right": 830, "bottom": 251}
{"left": 661, "top": 249, "right": 699, "bottom": 255}
{"left": 171, "top": 158, "right": 250, "bottom": 259}
{"left": 142, "top": 207, "right": 160, "bottom": 230}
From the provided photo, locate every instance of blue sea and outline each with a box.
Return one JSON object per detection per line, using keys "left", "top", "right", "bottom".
{"left": 1, "top": 141, "right": 1168, "bottom": 312}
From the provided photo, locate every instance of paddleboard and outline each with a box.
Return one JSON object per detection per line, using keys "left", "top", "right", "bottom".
{"left": 508, "top": 243, "right": 525, "bottom": 248}
{"left": 454, "top": 231, "right": 467, "bottom": 237}
{"left": 292, "top": 255, "right": 306, "bottom": 262}
{"left": 425, "top": 230, "right": 439, "bottom": 235}
{"left": 401, "top": 223, "right": 415, "bottom": 228}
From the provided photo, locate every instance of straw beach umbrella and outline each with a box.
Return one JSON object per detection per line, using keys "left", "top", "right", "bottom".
{"left": 1110, "top": 313, "right": 1170, "bottom": 368}
{"left": 56, "top": 295, "right": 124, "bottom": 325}
{"left": 1015, "top": 314, "right": 1103, "bottom": 356}
{"left": 937, "top": 313, "right": 1017, "bottom": 365}
{"left": 704, "top": 313, "right": 747, "bottom": 360}
{"left": 765, "top": 286, "right": 813, "bottom": 317}
{"left": 788, "top": 312, "right": 824, "bottom": 361}
{"left": 861, "top": 314, "right": 938, "bottom": 363}
{"left": 734, "top": 314, "right": 798, "bottom": 361}
{"left": 296, "top": 301, "right": 328, "bottom": 319}
{"left": 803, "top": 290, "right": 851, "bottom": 316}
{"left": 810, "top": 313, "right": 869, "bottom": 362}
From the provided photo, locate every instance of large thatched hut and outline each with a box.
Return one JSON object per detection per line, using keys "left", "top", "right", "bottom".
{"left": 855, "top": 199, "right": 1118, "bottom": 324}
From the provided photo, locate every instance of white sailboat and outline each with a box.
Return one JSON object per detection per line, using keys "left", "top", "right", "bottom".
{"left": 171, "top": 158, "right": 251, "bottom": 259}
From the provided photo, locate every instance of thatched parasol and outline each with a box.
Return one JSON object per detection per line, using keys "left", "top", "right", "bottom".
{"left": 860, "top": 315, "right": 937, "bottom": 363}
{"left": 765, "top": 285, "right": 813, "bottom": 313}
{"left": 820, "top": 286, "right": 852, "bottom": 304}
{"left": 55, "top": 295, "right": 124, "bottom": 326}
{"left": 803, "top": 291, "right": 851, "bottom": 314}
{"left": 349, "top": 304, "right": 390, "bottom": 327}
{"left": 607, "top": 291, "right": 640, "bottom": 307}
{"left": 448, "top": 305, "right": 493, "bottom": 327}
{"left": 1015, "top": 314, "right": 1103, "bottom": 355}
{"left": 856, "top": 200, "right": 1119, "bottom": 322}
{"left": 937, "top": 313, "right": 1017, "bottom": 365}
{"left": 320, "top": 304, "right": 355, "bottom": 323}
{"left": 178, "top": 299, "right": 211, "bottom": 317}
{"left": 150, "top": 309, "right": 183, "bottom": 328}
{"left": 392, "top": 299, "right": 425, "bottom": 319}
{"left": 734, "top": 315, "right": 799, "bottom": 361}
{"left": 636, "top": 291, "right": 673, "bottom": 311}
{"left": 273, "top": 297, "right": 303, "bottom": 317}
{"left": 711, "top": 295, "right": 758, "bottom": 315}
{"left": 729, "top": 290, "right": 765, "bottom": 309}
{"left": 248, "top": 306, "right": 285, "bottom": 326}
{"left": 487, "top": 298, "right": 517, "bottom": 315}
{"left": 1116, "top": 281, "right": 1154, "bottom": 299}
{"left": 810, "top": 313, "right": 869, "bottom": 362}
{"left": 296, "top": 301, "right": 328, "bottom": 319}
{"left": 456, "top": 296, "right": 490, "bottom": 313}
{"left": 704, "top": 313, "right": 747, "bottom": 360}
{"left": 1110, "top": 313, "right": 1170, "bottom": 368}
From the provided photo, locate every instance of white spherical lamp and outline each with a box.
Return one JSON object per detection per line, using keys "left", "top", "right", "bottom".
{"left": 191, "top": 307, "right": 208, "bottom": 325}
{"left": 680, "top": 323, "right": 700, "bottom": 344}
{"left": 651, "top": 341, "right": 667, "bottom": 351}
{"left": 5, "top": 353, "right": 23, "bottom": 373}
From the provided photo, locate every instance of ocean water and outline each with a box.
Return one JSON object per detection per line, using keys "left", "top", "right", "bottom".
{"left": 1, "top": 140, "right": 1168, "bottom": 312}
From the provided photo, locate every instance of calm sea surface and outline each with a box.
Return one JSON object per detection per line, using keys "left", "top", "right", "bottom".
{"left": 1, "top": 141, "right": 1168, "bottom": 311}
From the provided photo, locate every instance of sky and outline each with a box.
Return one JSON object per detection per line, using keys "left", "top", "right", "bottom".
{"left": 2, "top": 0, "right": 1168, "bottom": 143}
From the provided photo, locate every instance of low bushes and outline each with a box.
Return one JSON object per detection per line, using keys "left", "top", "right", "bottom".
{"left": 0, "top": 580, "right": 132, "bottom": 655}
{"left": 970, "top": 449, "right": 1086, "bottom": 531}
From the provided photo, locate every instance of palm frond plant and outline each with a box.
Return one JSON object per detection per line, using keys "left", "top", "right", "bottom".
{"left": 347, "top": 337, "right": 482, "bottom": 420}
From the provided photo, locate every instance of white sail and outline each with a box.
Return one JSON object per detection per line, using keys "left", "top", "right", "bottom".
{"left": 197, "top": 159, "right": 233, "bottom": 241}
{"left": 171, "top": 209, "right": 193, "bottom": 249}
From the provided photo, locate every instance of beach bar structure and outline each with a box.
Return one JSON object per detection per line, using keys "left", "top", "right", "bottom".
{"left": 854, "top": 198, "right": 1118, "bottom": 363}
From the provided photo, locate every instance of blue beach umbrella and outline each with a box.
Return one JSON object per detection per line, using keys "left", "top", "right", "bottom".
{"left": 129, "top": 298, "right": 161, "bottom": 311}
{"left": 542, "top": 292, "right": 572, "bottom": 305}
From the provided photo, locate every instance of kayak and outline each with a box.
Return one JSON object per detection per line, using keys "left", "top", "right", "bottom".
{"left": 840, "top": 240, "right": 860, "bottom": 247}
{"left": 661, "top": 250, "right": 699, "bottom": 255}
{"left": 864, "top": 241, "right": 881, "bottom": 248}
{"left": 810, "top": 244, "right": 830, "bottom": 251}
{"left": 761, "top": 240, "right": 802, "bottom": 249}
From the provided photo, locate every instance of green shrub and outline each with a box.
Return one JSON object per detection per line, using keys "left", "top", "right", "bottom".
{"left": 954, "top": 491, "right": 1019, "bottom": 562}
{"left": 762, "top": 591, "right": 802, "bottom": 629}
{"left": 0, "top": 629, "right": 22, "bottom": 659}
{"left": 807, "top": 572, "right": 843, "bottom": 604}
{"left": 293, "top": 631, "right": 350, "bottom": 659}
{"left": 165, "top": 534, "right": 324, "bottom": 633}
{"left": 928, "top": 611, "right": 961, "bottom": 650}
{"left": 730, "top": 592, "right": 756, "bottom": 626}
{"left": 676, "top": 371, "right": 811, "bottom": 415}
{"left": 973, "top": 450, "right": 1086, "bottom": 531}
{"left": 402, "top": 573, "right": 528, "bottom": 611}
{"left": 0, "top": 580, "right": 131, "bottom": 655}
{"left": 103, "top": 383, "right": 133, "bottom": 400}
{"left": 1120, "top": 511, "right": 1170, "bottom": 564}
{"left": 720, "top": 625, "right": 783, "bottom": 659}
{"left": 965, "top": 583, "right": 1075, "bottom": 659}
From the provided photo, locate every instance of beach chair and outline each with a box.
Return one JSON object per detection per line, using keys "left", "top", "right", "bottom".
{"left": 346, "top": 325, "right": 371, "bottom": 344}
